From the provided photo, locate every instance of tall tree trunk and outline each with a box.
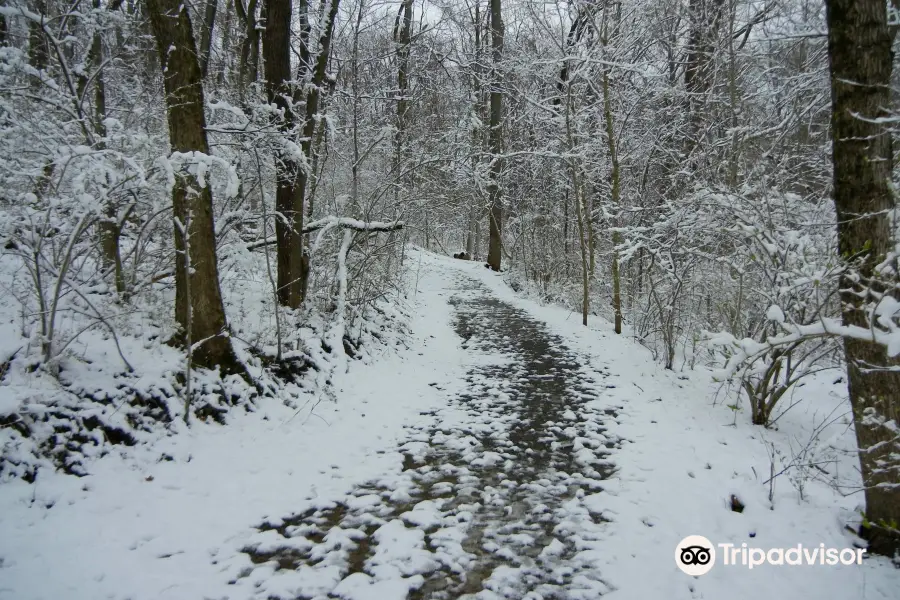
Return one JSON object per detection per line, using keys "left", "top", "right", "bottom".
{"left": 199, "top": 0, "right": 218, "bottom": 78}
{"left": 485, "top": 0, "right": 503, "bottom": 271}
{"left": 290, "top": 0, "right": 340, "bottom": 298}
{"left": 389, "top": 0, "right": 411, "bottom": 216}
{"left": 217, "top": 0, "right": 233, "bottom": 85}
{"left": 90, "top": 2, "right": 125, "bottom": 296}
{"left": 825, "top": 0, "right": 900, "bottom": 556}
{"left": 147, "top": 0, "right": 240, "bottom": 372}
{"left": 394, "top": 0, "right": 413, "bottom": 159}
{"left": 564, "top": 81, "right": 589, "bottom": 326}
{"left": 468, "top": 0, "right": 483, "bottom": 261}
{"left": 348, "top": 0, "right": 366, "bottom": 216}
{"left": 603, "top": 66, "right": 622, "bottom": 334}
{"left": 263, "top": 0, "right": 305, "bottom": 307}
{"left": 28, "top": 0, "right": 49, "bottom": 79}
{"left": 0, "top": 0, "right": 8, "bottom": 47}
{"left": 236, "top": 0, "right": 259, "bottom": 99}
{"left": 73, "top": 0, "right": 125, "bottom": 295}
{"left": 684, "top": 0, "right": 725, "bottom": 164}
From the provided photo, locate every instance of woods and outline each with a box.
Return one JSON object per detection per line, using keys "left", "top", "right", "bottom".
{"left": 0, "top": 0, "right": 899, "bottom": 559}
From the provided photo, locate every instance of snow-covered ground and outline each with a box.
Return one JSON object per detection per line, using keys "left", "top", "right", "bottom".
{"left": 1, "top": 249, "right": 898, "bottom": 600}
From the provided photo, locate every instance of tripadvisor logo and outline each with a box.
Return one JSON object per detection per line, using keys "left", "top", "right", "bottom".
{"left": 676, "top": 535, "right": 716, "bottom": 576}
{"left": 675, "top": 535, "right": 866, "bottom": 575}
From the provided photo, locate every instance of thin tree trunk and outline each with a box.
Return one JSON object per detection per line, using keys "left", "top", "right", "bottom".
{"left": 565, "top": 84, "right": 589, "bottom": 326}
{"left": 468, "top": 0, "right": 482, "bottom": 261}
{"left": 147, "top": 0, "right": 240, "bottom": 372}
{"left": 0, "top": 0, "right": 8, "bottom": 47}
{"left": 573, "top": 177, "right": 589, "bottom": 326}
{"left": 825, "top": 0, "right": 900, "bottom": 556}
{"left": 75, "top": 0, "right": 124, "bottom": 295}
{"left": 199, "top": 0, "right": 218, "bottom": 79}
{"left": 350, "top": 0, "right": 366, "bottom": 216}
{"left": 394, "top": 0, "right": 413, "bottom": 165}
{"left": 306, "top": 118, "right": 327, "bottom": 220}
{"left": 236, "top": 0, "right": 259, "bottom": 98}
{"left": 290, "top": 0, "right": 340, "bottom": 298}
{"left": 28, "top": 0, "right": 49, "bottom": 84}
{"left": 217, "top": 0, "right": 233, "bottom": 85}
{"left": 602, "top": 65, "right": 622, "bottom": 333}
{"left": 465, "top": 205, "right": 475, "bottom": 256}
{"left": 486, "top": 0, "right": 503, "bottom": 271}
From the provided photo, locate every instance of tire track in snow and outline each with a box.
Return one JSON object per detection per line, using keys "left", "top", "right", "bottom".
{"left": 229, "top": 270, "right": 623, "bottom": 599}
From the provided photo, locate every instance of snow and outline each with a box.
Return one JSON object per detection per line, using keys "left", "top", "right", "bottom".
{"left": 766, "top": 304, "right": 786, "bottom": 324}
{"left": 1, "top": 249, "right": 899, "bottom": 600}
{"left": 0, "top": 256, "right": 471, "bottom": 599}
{"left": 442, "top": 252, "right": 900, "bottom": 600}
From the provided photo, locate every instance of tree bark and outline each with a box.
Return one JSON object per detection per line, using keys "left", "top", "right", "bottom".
{"left": 77, "top": 0, "right": 126, "bottom": 296}
{"left": 394, "top": 0, "right": 413, "bottom": 155}
{"left": 263, "top": 0, "right": 305, "bottom": 307}
{"left": 486, "top": 0, "right": 503, "bottom": 271}
{"left": 236, "top": 0, "right": 260, "bottom": 97}
{"left": 147, "top": 0, "right": 240, "bottom": 372}
{"left": 199, "top": 0, "right": 218, "bottom": 79}
{"left": 28, "top": 0, "right": 49, "bottom": 78}
{"left": 603, "top": 66, "right": 623, "bottom": 334}
{"left": 0, "top": 0, "right": 8, "bottom": 47}
{"left": 825, "top": 0, "right": 900, "bottom": 556}
{"left": 684, "top": 0, "right": 725, "bottom": 162}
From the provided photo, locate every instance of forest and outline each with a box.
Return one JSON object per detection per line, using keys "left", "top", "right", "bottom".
{"left": 0, "top": 0, "right": 899, "bottom": 597}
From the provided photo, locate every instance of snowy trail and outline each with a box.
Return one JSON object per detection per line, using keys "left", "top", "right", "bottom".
{"left": 230, "top": 270, "right": 621, "bottom": 599}
{"left": 4, "top": 251, "right": 900, "bottom": 600}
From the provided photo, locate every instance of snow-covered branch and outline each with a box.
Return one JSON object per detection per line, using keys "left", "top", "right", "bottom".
{"left": 245, "top": 217, "right": 403, "bottom": 250}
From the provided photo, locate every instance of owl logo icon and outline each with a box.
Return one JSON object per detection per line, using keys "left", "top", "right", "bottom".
{"left": 676, "top": 535, "right": 716, "bottom": 576}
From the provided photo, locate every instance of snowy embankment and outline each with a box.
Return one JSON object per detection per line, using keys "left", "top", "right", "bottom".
{"left": 1, "top": 249, "right": 898, "bottom": 600}
{"left": 0, "top": 254, "right": 473, "bottom": 600}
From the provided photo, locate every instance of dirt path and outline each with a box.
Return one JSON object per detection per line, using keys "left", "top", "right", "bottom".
{"left": 234, "top": 272, "right": 622, "bottom": 599}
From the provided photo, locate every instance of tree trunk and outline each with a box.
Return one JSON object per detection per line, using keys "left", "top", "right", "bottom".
{"left": 199, "top": 0, "right": 218, "bottom": 79}
{"left": 394, "top": 0, "right": 413, "bottom": 157}
{"left": 217, "top": 0, "right": 233, "bottom": 85}
{"left": 602, "top": 67, "right": 622, "bottom": 334}
{"left": 465, "top": 205, "right": 475, "bottom": 257}
{"left": 263, "top": 0, "right": 305, "bottom": 307}
{"left": 684, "top": 0, "right": 725, "bottom": 163}
{"left": 291, "top": 0, "right": 340, "bottom": 293}
{"left": 486, "top": 0, "right": 503, "bottom": 271}
{"left": 147, "top": 0, "right": 240, "bottom": 372}
{"left": 0, "top": 0, "right": 8, "bottom": 47}
{"left": 28, "top": 0, "right": 49, "bottom": 79}
{"left": 236, "top": 0, "right": 259, "bottom": 98}
{"left": 389, "top": 0, "right": 411, "bottom": 217}
{"left": 349, "top": 0, "right": 365, "bottom": 216}
{"left": 825, "top": 0, "right": 900, "bottom": 556}
{"left": 76, "top": 0, "right": 126, "bottom": 296}
{"left": 468, "top": 0, "right": 483, "bottom": 262}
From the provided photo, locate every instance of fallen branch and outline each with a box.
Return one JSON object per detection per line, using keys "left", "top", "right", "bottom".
{"left": 245, "top": 217, "right": 403, "bottom": 251}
